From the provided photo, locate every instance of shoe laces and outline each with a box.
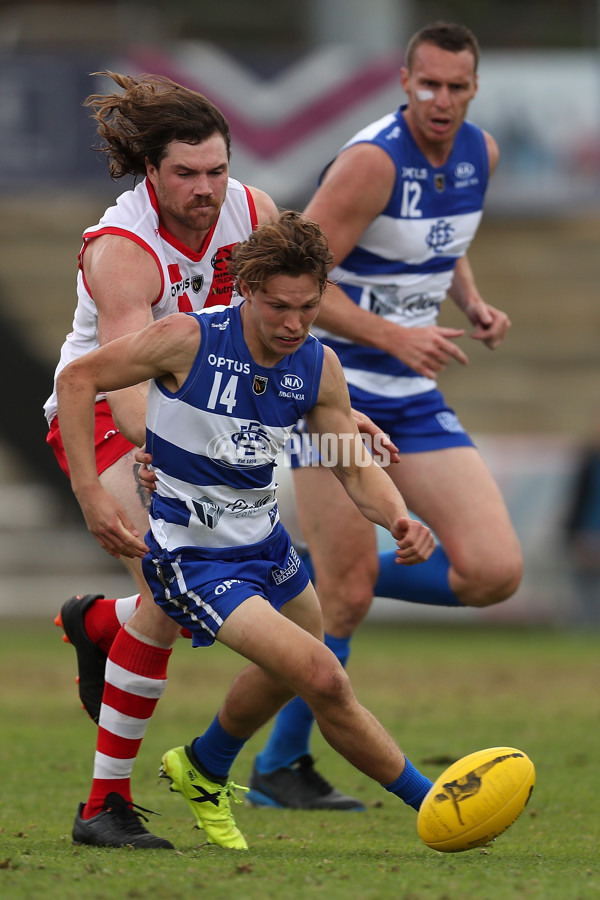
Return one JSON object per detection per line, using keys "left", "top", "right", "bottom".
{"left": 104, "top": 792, "right": 162, "bottom": 835}
{"left": 294, "top": 755, "right": 334, "bottom": 796}
{"left": 216, "top": 780, "right": 249, "bottom": 812}
{"left": 204, "top": 781, "right": 248, "bottom": 828}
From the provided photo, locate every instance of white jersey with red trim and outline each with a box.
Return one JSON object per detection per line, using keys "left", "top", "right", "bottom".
{"left": 43, "top": 177, "right": 257, "bottom": 424}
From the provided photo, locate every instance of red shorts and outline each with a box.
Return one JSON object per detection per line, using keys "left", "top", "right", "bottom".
{"left": 47, "top": 398, "right": 137, "bottom": 479}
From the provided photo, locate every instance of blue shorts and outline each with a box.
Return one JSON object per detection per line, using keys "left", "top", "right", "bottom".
{"left": 142, "top": 522, "right": 310, "bottom": 647}
{"left": 286, "top": 387, "right": 474, "bottom": 468}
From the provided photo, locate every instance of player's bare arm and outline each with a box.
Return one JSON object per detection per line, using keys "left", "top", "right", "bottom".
{"left": 247, "top": 186, "right": 280, "bottom": 225}
{"left": 446, "top": 129, "right": 509, "bottom": 350}
{"left": 85, "top": 235, "right": 161, "bottom": 343}
{"left": 448, "top": 255, "right": 512, "bottom": 350}
{"left": 85, "top": 233, "right": 163, "bottom": 445}
{"left": 306, "top": 144, "right": 469, "bottom": 378}
{"left": 56, "top": 314, "right": 201, "bottom": 559}
{"left": 306, "top": 144, "right": 394, "bottom": 348}
{"left": 351, "top": 408, "right": 401, "bottom": 464}
{"left": 483, "top": 130, "right": 500, "bottom": 176}
{"left": 305, "top": 347, "right": 435, "bottom": 565}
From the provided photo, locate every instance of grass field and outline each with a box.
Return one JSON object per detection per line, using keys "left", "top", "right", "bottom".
{"left": 0, "top": 618, "right": 598, "bottom": 900}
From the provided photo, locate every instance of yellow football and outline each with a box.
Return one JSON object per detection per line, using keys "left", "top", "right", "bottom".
{"left": 417, "top": 747, "right": 535, "bottom": 852}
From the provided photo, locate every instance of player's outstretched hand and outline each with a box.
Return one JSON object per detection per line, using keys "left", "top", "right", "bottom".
{"left": 391, "top": 516, "right": 436, "bottom": 565}
{"left": 135, "top": 446, "right": 157, "bottom": 493}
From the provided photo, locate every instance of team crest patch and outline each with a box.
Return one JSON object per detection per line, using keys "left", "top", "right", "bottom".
{"left": 253, "top": 374, "right": 268, "bottom": 395}
{"left": 191, "top": 275, "right": 204, "bottom": 293}
{"left": 434, "top": 173, "right": 445, "bottom": 192}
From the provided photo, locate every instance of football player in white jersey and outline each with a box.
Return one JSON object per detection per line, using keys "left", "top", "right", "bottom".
{"left": 248, "top": 22, "right": 523, "bottom": 810}
{"left": 46, "top": 72, "right": 278, "bottom": 847}
{"left": 57, "top": 211, "right": 437, "bottom": 851}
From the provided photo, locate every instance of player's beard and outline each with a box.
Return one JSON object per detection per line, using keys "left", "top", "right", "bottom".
{"left": 179, "top": 198, "right": 220, "bottom": 233}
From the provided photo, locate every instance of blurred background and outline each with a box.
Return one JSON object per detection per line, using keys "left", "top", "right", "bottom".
{"left": 1, "top": 0, "right": 599, "bottom": 626}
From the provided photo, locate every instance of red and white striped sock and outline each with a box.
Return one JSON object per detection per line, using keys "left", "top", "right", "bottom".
{"left": 82, "top": 627, "right": 172, "bottom": 818}
{"left": 83, "top": 595, "right": 140, "bottom": 654}
{"left": 83, "top": 595, "right": 192, "bottom": 651}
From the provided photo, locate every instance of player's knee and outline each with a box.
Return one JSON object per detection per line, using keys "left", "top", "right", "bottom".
{"left": 316, "top": 566, "right": 376, "bottom": 632}
{"left": 303, "top": 655, "right": 350, "bottom": 708}
{"left": 460, "top": 549, "right": 523, "bottom": 608}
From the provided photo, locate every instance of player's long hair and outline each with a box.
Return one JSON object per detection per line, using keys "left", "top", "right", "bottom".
{"left": 229, "top": 211, "right": 334, "bottom": 295}
{"left": 85, "top": 71, "right": 231, "bottom": 179}
{"left": 406, "top": 21, "right": 480, "bottom": 72}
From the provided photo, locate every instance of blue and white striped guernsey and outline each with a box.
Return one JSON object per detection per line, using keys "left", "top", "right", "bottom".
{"left": 145, "top": 304, "right": 324, "bottom": 553}
{"left": 311, "top": 105, "right": 489, "bottom": 404}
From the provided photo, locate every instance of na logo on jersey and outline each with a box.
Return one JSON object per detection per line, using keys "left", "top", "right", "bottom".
{"left": 426, "top": 219, "right": 454, "bottom": 254}
{"left": 454, "top": 161, "right": 479, "bottom": 188}
{"left": 279, "top": 372, "right": 305, "bottom": 399}
{"left": 281, "top": 374, "right": 304, "bottom": 391}
{"left": 192, "top": 274, "right": 204, "bottom": 293}
{"left": 434, "top": 173, "right": 445, "bottom": 192}
{"left": 455, "top": 161, "right": 475, "bottom": 179}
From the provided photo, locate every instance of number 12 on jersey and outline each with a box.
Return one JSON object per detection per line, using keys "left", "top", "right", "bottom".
{"left": 401, "top": 180, "right": 423, "bottom": 218}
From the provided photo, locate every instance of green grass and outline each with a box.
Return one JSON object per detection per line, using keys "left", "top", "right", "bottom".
{"left": 1, "top": 618, "right": 598, "bottom": 900}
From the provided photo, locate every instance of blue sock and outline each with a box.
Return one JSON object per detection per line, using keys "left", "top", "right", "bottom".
{"left": 383, "top": 758, "right": 433, "bottom": 811}
{"left": 255, "top": 632, "right": 351, "bottom": 774}
{"left": 323, "top": 632, "right": 351, "bottom": 668}
{"left": 301, "top": 544, "right": 460, "bottom": 606}
{"left": 191, "top": 715, "right": 246, "bottom": 780}
{"left": 374, "top": 544, "right": 461, "bottom": 606}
